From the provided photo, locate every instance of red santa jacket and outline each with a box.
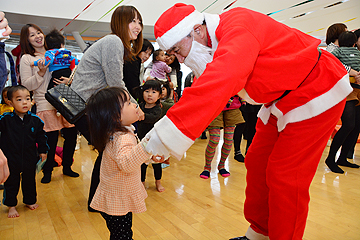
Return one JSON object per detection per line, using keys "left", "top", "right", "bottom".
{"left": 150, "top": 7, "right": 351, "bottom": 159}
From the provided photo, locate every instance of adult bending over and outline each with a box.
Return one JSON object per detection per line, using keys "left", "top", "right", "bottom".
{"left": 142, "top": 3, "right": 352, "bottom": 240}
{"left": 70, "top": 5, "right": 144, "bottom": 211}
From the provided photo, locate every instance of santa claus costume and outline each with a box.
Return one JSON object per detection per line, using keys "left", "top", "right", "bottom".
{"left": 145, "top": 3, "right": 352, "bottom": 240}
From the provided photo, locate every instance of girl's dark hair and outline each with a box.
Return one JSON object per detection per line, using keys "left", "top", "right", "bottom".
{"left": 141, "top": 39, "right": 154, "bottom": 54}
{"left": 7, "top": 85, "right": 30, "bottom": 102}
{"left": 1, "top": 86, "right": 11, "bottom": 104}
{"left": 110, "top": 6, "right": 143, "bottom": 62}
{"left": 166, "top": 54, "right": 181, "bottom": 72}
{"left": 86, "top": 87, "right": 129, "bottom": 152}
{"left": 161, "top": 81, "right": 171, "bottom": 99}
{"left": 338, "top": 31, "right": 357, "bottom": 47}
{"left": 326, "top": 23, "right": 347, "bottom": 45}
{"left": 133, "top": 79, "right": 162, "bottom": 104}
{"left": 45, "top": 29, "right": 65, "bottom": 49}
{"left": 20, "top": 23, "right": 48, "bottom": 56}
{"left": 152, "top": 49, "right": 163, "bottom": 62}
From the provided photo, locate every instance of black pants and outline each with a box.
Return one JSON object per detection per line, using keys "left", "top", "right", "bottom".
{"left": 100, "top": 212, "right": 133, "bottom": 240}
{"left": 141, "top": 163, "right": 162, "bottom": 182}
{"left": 241, "top": 105, "right": 261, "bottom": 153}
{"left": 43, "top": 127, "right": 77, "bottom": 174}
{"left": 48, "top": 68, "right": 72, "bottom": 89}
{"left": 327, "top": 100, "right": 360, "bottom": 162}
{"left": 3, "top": 164, "right": 37, "bottom": 207}
{"left": 74, "top": 114, "right": 103, "bottom": 209}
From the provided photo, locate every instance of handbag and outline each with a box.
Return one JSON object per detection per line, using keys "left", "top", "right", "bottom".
{"left": 45, "top": 66, "right": 86, "bottom": 124}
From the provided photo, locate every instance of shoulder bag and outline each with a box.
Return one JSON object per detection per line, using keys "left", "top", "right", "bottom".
{"left": 45, "top": 66, "right": 86, "bottom": 124}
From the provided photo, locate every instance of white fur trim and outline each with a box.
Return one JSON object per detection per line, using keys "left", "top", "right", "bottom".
{"left": 238, "top": 89, "right": 262, "bottom": 105}
{"left": 245, "top": 226, "right": 269, "bottom": 240}
{"left": 258, "top": 74, "right": 352, "bottom": 132}
{"left": 258, "top": 105, "right": 271, "bottom": 125}
{"left": 203, "top": 13, "right": 220, "bottom": 51}
{"left": 153, "top": 116, "right": 194, "bottom": 160}
{"left": 157, "top": 10, "right": 204, "bottom": 50}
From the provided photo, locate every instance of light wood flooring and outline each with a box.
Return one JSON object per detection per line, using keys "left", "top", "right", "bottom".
{"left": 1, "top": 133, "right": 359, "bottom": 240}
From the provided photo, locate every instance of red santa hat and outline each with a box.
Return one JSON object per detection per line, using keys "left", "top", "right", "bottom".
{"left": 154, "top": 3, "right": 204, "bottom": 50}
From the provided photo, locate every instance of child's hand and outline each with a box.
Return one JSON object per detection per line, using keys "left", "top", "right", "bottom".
{"left": 138, "top": 108, "right": 145, "bottom": 121}
{"left": 30, "top": 62, "right": 35, "bottom": 67}
{"left": 152, "top": 155, "right": 165, "bottom": 163}
{"left": 39, "top": 153, "right": 47, "bottom": 162}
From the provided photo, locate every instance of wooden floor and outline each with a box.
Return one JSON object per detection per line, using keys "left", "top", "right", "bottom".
{"left": 1, "top": 133, "right": 360, "bottom": 240}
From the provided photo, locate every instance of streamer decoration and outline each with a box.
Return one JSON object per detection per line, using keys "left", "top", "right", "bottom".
{"left": 223, "top": 0, "right": 238, "bottom": 11}
{"left": 60, "top": 0, "right": 96, "bottom": 32}
{"left": 267, "top": 0, "right": 314, "bottom": 16}
{"left": 80, "top": 0, "right": 125, "bottom": 35}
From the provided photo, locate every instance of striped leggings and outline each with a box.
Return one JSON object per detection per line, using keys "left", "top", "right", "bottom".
{"left": 204, "top": 126, "right": 235, "bottom": 171}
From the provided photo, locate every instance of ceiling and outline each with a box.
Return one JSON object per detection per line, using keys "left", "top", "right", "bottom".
{"left": 2, "top": 0, "right": 360, "bottom": 47}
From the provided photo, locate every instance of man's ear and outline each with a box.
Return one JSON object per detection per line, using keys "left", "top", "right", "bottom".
{"left": 193, "top": 24, "right": 203, "bottom": 37}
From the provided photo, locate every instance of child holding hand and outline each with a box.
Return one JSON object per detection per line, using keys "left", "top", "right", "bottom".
{"left": 0, "top": 85, "right": 48, "bottom": 218}
{"left": 87, "top": 87, "right": 164, "bottom": 239}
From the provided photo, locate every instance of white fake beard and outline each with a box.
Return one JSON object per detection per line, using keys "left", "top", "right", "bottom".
{"left": 183, "top": 40, "right": 213, "bottom": 78}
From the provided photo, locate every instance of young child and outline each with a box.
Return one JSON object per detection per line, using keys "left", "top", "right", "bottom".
{"left": 200, "top": 95, "right": 244, "bottom": 179}
{"left": 0, "top": 86, "right": 13, "bottom": 115}
{"left": 160, "top": 81, "right": 175, "bottom": 119}
{"left": 0, "top": 85, "right": 48, "bottom": 218}
{"left": 134, "top": 80, "right": 164, "bottom": 191}
{"left": 87, "top": 87, "right": 163, "bottom": 239}
{"left": 32, "top": 29, "right": 80, "bottom": 89}
{"left": 148, "top": 49, "right": 172, "bottom": 81}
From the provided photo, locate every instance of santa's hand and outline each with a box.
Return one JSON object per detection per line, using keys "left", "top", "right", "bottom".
{"left": 141, "top": 128, "right": 170, "bottom": 159}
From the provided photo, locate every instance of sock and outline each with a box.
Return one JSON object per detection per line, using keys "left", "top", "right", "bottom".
{"left": 204, "top": 127, "right": 220, "bottom": 171}
{"left": 218, "top": 126, "right": 235, "bottom": 170}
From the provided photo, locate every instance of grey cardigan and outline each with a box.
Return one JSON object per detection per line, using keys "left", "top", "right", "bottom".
{"left": 71, "top": 34, "right": 135, "bottom": 102}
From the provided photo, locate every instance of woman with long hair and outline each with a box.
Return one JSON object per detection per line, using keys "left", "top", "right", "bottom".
{"left": 20, "top": 23, "right": 78, "bottom": 184}
{"left": 70, "top": 5, "right": 145, "bottom": 211}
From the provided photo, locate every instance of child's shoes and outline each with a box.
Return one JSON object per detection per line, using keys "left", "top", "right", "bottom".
{"left": 200, "top": 170, "right": 210, "bottom": 179}
{"left": 219, "top": 168, "right": 230, "bottom": 177}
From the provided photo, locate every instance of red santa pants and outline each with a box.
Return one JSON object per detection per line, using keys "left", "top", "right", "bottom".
{"left": 244, "top": 99, "right": 345, "bottom": 240}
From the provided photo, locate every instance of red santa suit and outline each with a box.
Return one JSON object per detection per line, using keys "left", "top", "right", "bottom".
{"left": 149, "top": 3, "right": 352, "bottom": 240}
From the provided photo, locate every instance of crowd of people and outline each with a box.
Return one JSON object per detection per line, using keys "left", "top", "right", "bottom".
{"left": 0, "top": 3, "right": 360, "bottom": 239}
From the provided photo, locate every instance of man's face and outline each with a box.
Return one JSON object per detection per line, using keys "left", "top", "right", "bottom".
{"left": 167, "top": 35, "right": 193, "bottom": 63}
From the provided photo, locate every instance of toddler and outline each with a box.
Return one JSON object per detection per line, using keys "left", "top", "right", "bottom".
{"left": 148, "top": 49, "right": 172, "bottom": 81}
{"left": 134, "top": 80, "right": 164, "bottom": 191}
{"left": 32, "top": 29, "right": 79, "bottom": 89}
{"left": 87, "top": 87, "right": 163, "bottom": 239}
{"left": 0, "top": 85, "right": 48, "bottom": 218}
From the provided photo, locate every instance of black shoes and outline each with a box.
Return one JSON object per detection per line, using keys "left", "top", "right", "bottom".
{"left": 41, "top": 173, "right": 52, "bottom": 183}
{"left": 337, "top": 160, "right": 360, "bottom": 168}
{"left": 229, "top": 237, "right": 250, "bottom": 240}
{"left": 234, "top": 153, "right": 245, "bottom": 162}
{"left": 63, "top": 168, "right": 80, "bottom": 177}
{"left": 325, "top": 159, "right": 344, "bottom": 174}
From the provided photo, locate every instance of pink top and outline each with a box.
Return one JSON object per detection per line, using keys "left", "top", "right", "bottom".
{"left": 90, "top": 127, "right": 151, "bottom": 216}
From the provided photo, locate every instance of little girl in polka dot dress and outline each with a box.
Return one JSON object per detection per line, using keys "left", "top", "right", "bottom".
{"left": 86, "top": 87, "right": 164, "bottom": 239}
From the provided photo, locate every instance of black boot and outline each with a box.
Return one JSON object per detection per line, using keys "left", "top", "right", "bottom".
{"left": 325, "top": 158, "right": 344, "bottom": 174}
{"left": 63, "top": 167, "right": 80, "bottom": 177}
{"left": 336, "top": 160, "right": 360, "bottom": 168}
{"left": 41, "top": 172, "right": 52, "bottom": 183}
